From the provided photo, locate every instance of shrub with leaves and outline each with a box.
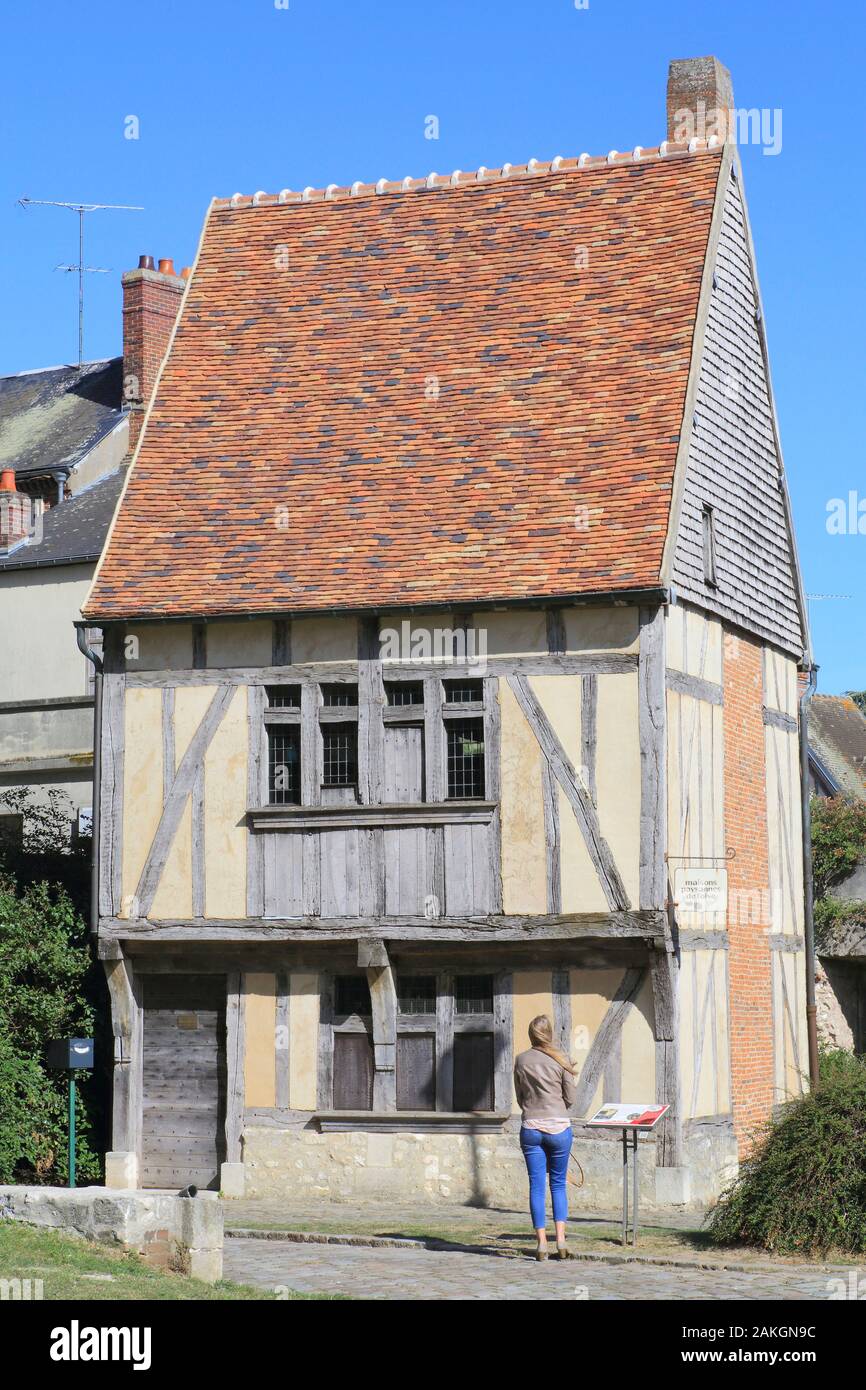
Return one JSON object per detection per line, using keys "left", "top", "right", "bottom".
{"left": 706, "top": 1050, "right": 866, "bottom": 1255}
{"left": 0, "top": 876, "right": 99, "bottom": 1184}
{"left": 810, "top": 796, "right": 866, "bottom": 900}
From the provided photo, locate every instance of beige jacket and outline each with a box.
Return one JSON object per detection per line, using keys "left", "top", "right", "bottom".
{"left": 513, "top": 1047, "right": 576, "bottom": 1121}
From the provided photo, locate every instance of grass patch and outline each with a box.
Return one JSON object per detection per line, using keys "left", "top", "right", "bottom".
{"left": 0, "top": 1222, "right": 339, "bottom": 1300}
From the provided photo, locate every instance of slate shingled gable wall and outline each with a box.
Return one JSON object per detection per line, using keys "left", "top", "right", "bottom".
{"left": 670, "top": 167, "right": 803, "bottom": 659}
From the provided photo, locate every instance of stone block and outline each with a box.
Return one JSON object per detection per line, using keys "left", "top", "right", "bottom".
{"left": 104, "top": 1151, "right": 139, "bottom": 1190}
{"left": 220, "top": 1161, "right": 246, "bottom": 1198}
{"left": 654, "top": 1166, "right": 692, "bottom": 1206}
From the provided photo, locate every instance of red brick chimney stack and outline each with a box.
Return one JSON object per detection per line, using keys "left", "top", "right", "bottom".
{"left": 667, "top": 56, "right": 735, "bottom": 146}
{"left": 122, "top": 254, "right": 188, "bottom": 454}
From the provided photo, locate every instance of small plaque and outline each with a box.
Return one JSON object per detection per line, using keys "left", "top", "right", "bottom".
{"left": 674, "top": 866, "right": 728, "bottom": 916}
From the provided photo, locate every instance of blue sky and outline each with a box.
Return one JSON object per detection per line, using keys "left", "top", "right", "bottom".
{"left": 2, "top": 0, "right": 863, "bottom": 693}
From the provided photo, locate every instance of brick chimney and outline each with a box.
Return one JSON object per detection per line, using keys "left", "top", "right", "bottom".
{"left": 0, "top": 469, "right": 35, "bottom": 550}
{"left": 122, "top": 254, "right": 188, "bottom": 454}
{"left": 667, "top": 56, "right": 734, "bottom": 146}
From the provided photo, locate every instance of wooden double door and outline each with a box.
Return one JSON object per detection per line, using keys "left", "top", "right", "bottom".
{"left": 140, "top": 975, "right": 227, "bottom": 1189}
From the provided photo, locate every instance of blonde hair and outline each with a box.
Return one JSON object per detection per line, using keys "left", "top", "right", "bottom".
{"left": 528, "top": 1014, "right": 576, "bottom": 1074}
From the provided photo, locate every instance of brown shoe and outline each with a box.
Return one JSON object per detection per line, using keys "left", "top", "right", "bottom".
{"left": 535, "top": 1248, "right": 548, "bottom": 1261}
{"left": 555, "top": 1245, "right": 574, "bottom": 1260}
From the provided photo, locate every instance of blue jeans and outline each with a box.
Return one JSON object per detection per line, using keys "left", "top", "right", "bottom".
{"left": 520, "top": 1126, "right": 572, "bottom": 1228}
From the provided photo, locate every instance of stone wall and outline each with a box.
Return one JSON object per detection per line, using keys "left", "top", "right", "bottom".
{"left": 0, "top": 1186, "right": 223, "bottom": 1283}
{"left": 240, "top": 1121, "right": 737, "bottom": 1213}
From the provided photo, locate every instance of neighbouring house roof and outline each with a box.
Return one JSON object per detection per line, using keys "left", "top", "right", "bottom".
{"left": 0, "top": 359, "right": 125, "bottom": 482}
{"left": 84, "top": 143, "right": 726, "bottom": 620}
{"left": 0, "top": 468, "right": 125, "bottom": 572}
{"left": 808, "top": 696, "right": 866, "bottom": 800}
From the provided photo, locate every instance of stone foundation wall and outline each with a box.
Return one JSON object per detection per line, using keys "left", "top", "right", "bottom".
{"left": 240, "top": 1121, "right": 737, "bottom": 1213}
{"left": 0, "top": 1187, "right": 223, "bottom": 1283}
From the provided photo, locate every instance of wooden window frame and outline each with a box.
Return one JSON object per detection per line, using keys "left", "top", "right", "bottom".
{"left": 318, "top": 969, "right": 512, "bottom": 1120}
{"left": 255, "top": 668, "right": 500, "bottom": 816}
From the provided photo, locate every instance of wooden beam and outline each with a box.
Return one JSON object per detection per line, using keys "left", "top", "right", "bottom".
{"left": 99, "top": 654, "right": 125, "bottom": 919}
{"left": 272, "top": 618, "right": 291, "bottom": 667}
{"left": 545, "top": 608, "right": 566, "bottom": 656}
{"left": 665, "top": 668, "right": 724, "bottom": 706}
{"left": 123, "top": 652, "right": 641, "bottom": 688}
{"left": 192, "top": 765, "right": 205, "bottom": 919}
{"left": 225, "top": 971, "right": 245, "bottom": 1163}
{"left": 508, "top": 673, "right": 631, "bottom": 911}
{"left": 493, "top": 970, "right": 514, "bottom": 1114}
{"left": 541, "top": 757, "right": 562, "bottom": 914}
{"left": 365, "top": 945, "right": 397, "bottom": 1111}
{"left": 249, "top": 801, "right": 495, "bottom": 832}
{"left": 161, "top": 687, "right": 175, "bottom": 806}
{"left": 580, "top": 674, "right": 598, "bottom": 807}
{"left": 103, "top": 952, "right": 142, "bottom": 1159}
{"left": 192, "top": 621, "right": 207, "bottom": 671}
{"left": 551, "top": 967, "right": 571, "bottom": 1055}
{"left": 101, "top": 908, "right": 666, "bottom": 944}
{"left": 650, "top": 944, "right": 682, "bottom": 1166}
{"left": 483, "top": 675, "right": 503, "bottom": 914}
{"left": 246, "top": 684, "right": 265, "bottom": 916}
{"left": 133, "top": 684, "right": 235, "bottom": 918}
{"left": 639, "top": 607, "right": 668, "bottom": 911}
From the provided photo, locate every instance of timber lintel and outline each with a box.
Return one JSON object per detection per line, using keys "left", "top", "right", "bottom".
{"left": 98, "top": 909, "right": 667, "bottom": 946}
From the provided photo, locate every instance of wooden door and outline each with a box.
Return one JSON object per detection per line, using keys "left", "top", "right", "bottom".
{"left": 140, "top": 976, "right": 227, "bottom": 1189}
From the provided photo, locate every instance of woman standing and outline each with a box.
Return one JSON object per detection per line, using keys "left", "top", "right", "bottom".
{"left": 513, "top": 1015, "right": 577, "bottom": 1260}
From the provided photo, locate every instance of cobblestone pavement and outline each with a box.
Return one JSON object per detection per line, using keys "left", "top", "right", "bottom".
{"left": 224, "top": 1236, "right": 839, "bottom": 1301}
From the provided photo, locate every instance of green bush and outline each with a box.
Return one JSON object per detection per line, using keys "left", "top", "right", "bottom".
{"left": 0, "top": 876, "right": 99, "bottom": 1184}
{"left": 706, "top": 1050, "right": 866, "bottom": 1255}
{"left": 811, "top": 797, "right": 866, "bottom": 900}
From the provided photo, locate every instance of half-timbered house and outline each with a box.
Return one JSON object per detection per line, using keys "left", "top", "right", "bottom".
{"left": 81, "top": 57, "right": 811, "bottom": 1209}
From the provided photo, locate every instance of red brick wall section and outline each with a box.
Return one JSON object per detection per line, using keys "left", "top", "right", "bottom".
{"left": 122, "top": 269, "right": 186, "bottom": 454}
{"left": 723, "top": 628, "right": 774, "bottom": 1154}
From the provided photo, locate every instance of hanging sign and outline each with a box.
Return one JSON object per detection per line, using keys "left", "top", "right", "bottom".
{"left": 673, "top": 866, "right": 728, "bottom": 916}
{"left": 586, "top": 1102, "right": 670, "bottom": 1129}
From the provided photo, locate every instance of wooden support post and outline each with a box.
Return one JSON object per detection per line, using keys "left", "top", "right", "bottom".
{"left": 359, "top": 939, "right": 397, "bottom": 1111}
{"left": 225, "top": 971, "right": 245, "bottom": 1164}
{"left": 104, "top": 952, "right": 142, "bottom": 1164}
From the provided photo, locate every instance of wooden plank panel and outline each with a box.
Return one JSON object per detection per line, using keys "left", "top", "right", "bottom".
{"left": 452, "top": 1033, "right": 494, "bottom": 1112}
{"left": 140, "top": 974, "right": 227, "bottom": 1188}
{"left": 333, "top": 1032, "right": 373, "bottom": 1110}
{"left": 396, "top": 1033, "right": 436, "bottom": 1111}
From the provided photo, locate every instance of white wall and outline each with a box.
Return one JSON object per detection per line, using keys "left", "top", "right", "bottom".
{"left": 0, "top": 564, "right": 93, "bottom": 703}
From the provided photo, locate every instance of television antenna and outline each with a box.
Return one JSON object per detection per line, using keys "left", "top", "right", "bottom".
{"left": 17, "top": 198, "right": 144, "bottom": 366}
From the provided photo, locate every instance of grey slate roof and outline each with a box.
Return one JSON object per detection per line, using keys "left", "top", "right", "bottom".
{"left": 0, "top": 358, "right": 125, "bottom": 480}
{"left": 808, "top": 696, "right": 866, "bottom": 800}
{"left": 0, "top": 468, "right": 125, "bottom": 571}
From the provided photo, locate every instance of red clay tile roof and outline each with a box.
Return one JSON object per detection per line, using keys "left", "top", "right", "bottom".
{"left": 85, "top": 145, "right": 723, "bottom": 620}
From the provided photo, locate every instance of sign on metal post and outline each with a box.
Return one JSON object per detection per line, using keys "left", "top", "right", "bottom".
{"left": 586, "top": 1102, "right": 670, "bottom": 1246}
{"left": 46, "top": 1039, "right": 94, "bottom": 1188}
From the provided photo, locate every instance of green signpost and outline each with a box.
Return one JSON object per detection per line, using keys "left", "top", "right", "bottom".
{"left": 47, "top": 1038, "right": 94, "bottom": 1187}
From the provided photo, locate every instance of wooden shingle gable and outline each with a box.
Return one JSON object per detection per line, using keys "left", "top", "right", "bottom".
{"left": 664, "top": 147, "right": 808, "bottom": 661}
